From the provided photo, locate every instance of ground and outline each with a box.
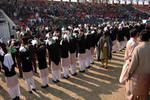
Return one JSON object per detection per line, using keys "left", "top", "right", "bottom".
{"left": 0, "top": 51, "right": 125, "bottom": 100}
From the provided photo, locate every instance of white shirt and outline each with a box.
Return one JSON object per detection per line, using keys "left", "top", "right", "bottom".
{"left": 124, "top": 37, "right": 138, "bottom": 62}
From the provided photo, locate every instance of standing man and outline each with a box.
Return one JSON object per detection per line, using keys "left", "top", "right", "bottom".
{"left": 36, "top": 40, "right": 49, "bottom": 88}
{"left": 77, "top": 29, "right": 86, "bottom": 73}
{"left": 124, "top": 28, "right": 138, "bottom": 63}
{"left": 68, "top": 32, "right": 78, "bottom": 76}
{"left": 110, "top": 27, "right": 118, "bottom": 53}
{"left": 122, "top": 28, "right": 138, "bottom": 99}
{"left": 127, "top": 30, "right": 150, "bottom": 100}
{"left": 47, "top": 34, "right": 61, "bottom": 83}
{"left": 3, "top": 48, "right": 21, "bottom": 100}
{"left": 60, "top": 32, "right": 70, "bottom": 79}
{"left": 19, "top": 43, "right": 36, "bottom": 93}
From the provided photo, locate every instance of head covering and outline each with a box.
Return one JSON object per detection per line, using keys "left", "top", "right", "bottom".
{"left": 45, "top": 39, "right": 52, "bottom": 46}
{"left": 52, "top": 36, "right": 58, "bottom": 40}
{"left": 31, "top": 40, "right": 38, "bottom": 46}
{"left": 63, "top": 34, "right": 69, "bottom": 42}
{"left": 3, "top": 53, "right": 14, "bottom": 71}
{"left": 19, "top": 46, "right": 27, "bottom": 52}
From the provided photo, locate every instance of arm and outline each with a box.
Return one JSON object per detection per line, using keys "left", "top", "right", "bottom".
{"left": 128, "top": 47, "right": 139, "bottom": 78}
{"left": 124, "top": 45, "right": 129, "bottom": 61}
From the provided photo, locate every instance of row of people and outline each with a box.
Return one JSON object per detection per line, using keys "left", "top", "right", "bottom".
{"left": 0, "top": 21, "right": 149, "bottom": 100}
{"left": 0, "top": 25, "right": 107, "bottom": 100}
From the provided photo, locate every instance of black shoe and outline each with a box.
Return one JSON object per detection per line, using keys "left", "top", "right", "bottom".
{"left": 79, "top": 70, "right": 85, "bottom": 73}
{"left": 29, "top": 91, "right": 33, "bottom": 94}
{"left": 86, "top": 66, "right": 91, "bottom": 69}
{"left": 16, "top": 96, "right": 20, "bottom": 100}
{"left": 45, "top": 84, "right": 49, "bottom": 88}
{"left": 97, "top": 59, "right": 101, "bottom": 61}
{"left": 72, "top": 73, "right": 77, "bottom": 76}
{"left": 12, "top": 97, "right": 17, "bottom": 100}
{"left": 120, "top": 49, "right": 123, "bottom": 52}
{"left": 63, "top": 76, "right": 70, "bottom": 79}
{"left": 57, "top": 80, "right": 60, "bottom": 83}
{"left": 32, "top": 88, "right": 36, "bottom": 92}
{"left": 52, "top": 80, "right": 58, "bottom": 83}
{"left": 41, "top": 85, "right": 47, "bottom": 88}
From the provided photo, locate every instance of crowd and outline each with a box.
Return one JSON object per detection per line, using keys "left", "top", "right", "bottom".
{"left": 0, "top": 0, "right": 149, "bottom": 28}
{"left": 0, "top": 0, "right": 150, "bottom": 100}
{"left": 0, "top": 19, "right": 150, "bottom": 100}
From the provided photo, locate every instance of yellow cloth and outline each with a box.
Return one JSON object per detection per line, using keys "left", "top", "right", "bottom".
{"left": 101, "top": 37, "right": 108, "bottom": 65}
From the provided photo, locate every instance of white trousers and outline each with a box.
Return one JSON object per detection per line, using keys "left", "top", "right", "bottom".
{"left": 79, "top": 59, "right": 86, "bottom": 71}
{"left": 70, "top": 64, "right": 76, "bottom": 74}
{"left": 62, "top": 66, "right": 70, "bottom": 77}
{"left": 8, "top": 84, "right": 20, "bottom": 99}
{"left": 85, "top": 56, "right": 90, "bottom": 68}
{"left": 112, "top": 40, "right": 117, "bottom": 52}
{"left": 25, "top": 77, "right": 36, "bottom": 91}
{"left": 51, "top": 70, "right": 61, "bottom": 81}
{"left": 119, "top": 41, "right": 125, "bottom": 51}
{"left": 85, "top": 49, "right": 91, "bottom": 67}
{"left": 90, "top": 55, "right": 94, "bottom": 64}
{"left": 41, "top": 76, "right": 49, "bottom": 86}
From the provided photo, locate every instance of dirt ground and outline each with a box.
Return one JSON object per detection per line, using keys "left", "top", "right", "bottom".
{"left": 0, "top": 51, "right": 125, "bottom": 100}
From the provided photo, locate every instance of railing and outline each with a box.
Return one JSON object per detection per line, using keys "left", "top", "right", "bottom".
{"left": 0, "top": 9, "right": 17, "bottom": 29}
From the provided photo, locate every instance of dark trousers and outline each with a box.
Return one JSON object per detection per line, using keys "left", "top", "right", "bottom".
{"left": 32, "top": 56, "right": 37, "bottom": 73}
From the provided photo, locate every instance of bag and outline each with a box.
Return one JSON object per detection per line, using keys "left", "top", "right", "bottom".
{"left": 119, "top": 61, "right": 129, "bottom": 83}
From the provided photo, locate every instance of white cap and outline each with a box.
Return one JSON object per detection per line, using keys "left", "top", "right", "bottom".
{"left": 20, "top": 31, "right": 24, "bottom": 35}
{"left": 46, "top": 33, "right": 50, "bottom": 38}
{"left": 45, "top": 27, "right": 49, "bottom": 30}
{"left": 52, "top": 36, "right": 58, "bottom": 40}
{"left": 62, "top": 27, "right": 65, "bottom": 32}
{"left": 78, "top": 24, "right": 82, "bottom": 27}
{"left": 31, "top": 40, "right": 38, "bottom": 46}
{"left": 104, "top": 27, "right": 108, "bottom": 32}
{"left": 68, "top": 26, "right": 72, "bottom": 29}
{"left": 19, "top": 46, "right": 26, "bottom": 52}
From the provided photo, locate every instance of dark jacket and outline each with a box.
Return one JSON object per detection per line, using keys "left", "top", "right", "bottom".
{"left": 60, "top": 39, "right": 69, "bottom": 58}
{"left": 36, "top": 45, "right": 47, "bottom": 70}
{"left": 85, "top": 34, "right": 91, "bottom": 50}
{"left": 3, "top": 64, "right": 16, "bottom": 77}
{"left": 47, "top": 40, "right": 60, "bottom": 65}
{"left": 69, "top": 37, "right": 77, "bottom": 54}
{"left": 19, "top": 50, "right": 33, "bottom": 72}
{"left": 77, "top": 34, "right": 86, "bottom": 54}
